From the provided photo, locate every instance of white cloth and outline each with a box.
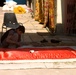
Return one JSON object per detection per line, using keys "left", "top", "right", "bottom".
{"left": 2, "top": 1, "right": 17, "bottom": 11}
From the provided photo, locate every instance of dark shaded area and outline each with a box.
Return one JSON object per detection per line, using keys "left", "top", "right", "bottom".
{"left": 13, "top": 0, "right": 26, "bottom": 4}
{"left": 50, "top": 39, "right": 61, "bottom": 43}
{"left": 0, "top": 0, "right": 5, "bottom": 7}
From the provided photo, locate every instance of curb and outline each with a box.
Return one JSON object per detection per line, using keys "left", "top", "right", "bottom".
{"left": 0, "top": 59, "right": 76, "bottom": 69}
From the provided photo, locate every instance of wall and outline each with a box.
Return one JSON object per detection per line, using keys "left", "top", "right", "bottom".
{"left": 57, "top": 0, "right": 62, "bottom": 24}
{"left": 62, "top": 0, "right": 76, "bottom": 35}
{"left": 55, "top": 0, "right": 64, "bottom": 35}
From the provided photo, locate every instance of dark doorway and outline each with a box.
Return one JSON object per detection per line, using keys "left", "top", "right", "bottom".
{"left": 0, "top": 0, "right": 5, "bottom": 7}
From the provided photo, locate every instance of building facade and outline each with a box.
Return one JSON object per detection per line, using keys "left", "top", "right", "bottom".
{"left": 28, "top": 0, "right": 76, "bottom": 35}
{"left": 62, "top": 0, "right": 76, "bottom": 35}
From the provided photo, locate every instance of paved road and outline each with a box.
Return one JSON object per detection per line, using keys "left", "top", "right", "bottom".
{"left": 0, "top": 69, "right": 76, "bottom": 75}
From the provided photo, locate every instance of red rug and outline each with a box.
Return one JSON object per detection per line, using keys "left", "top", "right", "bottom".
{"left": 0, "top": 47, "right": 76, "bottom": 60}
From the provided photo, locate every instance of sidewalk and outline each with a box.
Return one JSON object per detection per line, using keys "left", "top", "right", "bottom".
{"left": 0, "top": 69, "right": 76, "bottom": 75}
{"left": 16, "top": 13, "right": 76, "bottom": 47}
{"left": 0, "top": 7, "right": 76, "bottom": 47}
{"left": 0, "top": 59, "right": 76, "bottom": 69}
{"left": 0, "top": 7, "right": 76, "bottom": 70}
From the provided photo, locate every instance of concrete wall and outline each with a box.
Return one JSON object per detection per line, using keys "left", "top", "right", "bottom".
{"left": 55, "top": 0, "right": 65, "bottom": 35}
{"left": 57, "top": 0, "right": 62, "bottom": 24}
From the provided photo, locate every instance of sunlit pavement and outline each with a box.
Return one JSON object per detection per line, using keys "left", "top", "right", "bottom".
{"left": 0, "top": 69, "right": 76, "bottom": 75}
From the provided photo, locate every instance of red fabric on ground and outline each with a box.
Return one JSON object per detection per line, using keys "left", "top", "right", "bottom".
{"left": 0, "top": 47, "right": 76, "bottom": 60}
